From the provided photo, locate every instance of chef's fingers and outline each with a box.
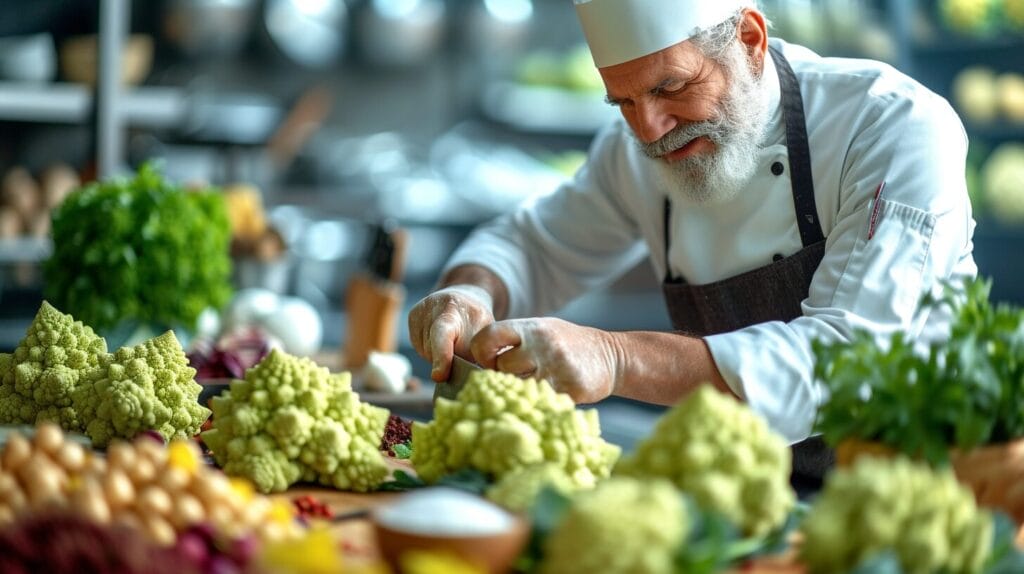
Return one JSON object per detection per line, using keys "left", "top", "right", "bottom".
{"left": 470, "top": 321, "right": 524, "bottom": 369}
{"left": 407, "top": 305, "right": 427, "bottom": 359}
{"left": 495, "top": 346, "right": 537, "bottom": 378}
{"left": 428, "top": 314, "right": 461, "bottom": 382}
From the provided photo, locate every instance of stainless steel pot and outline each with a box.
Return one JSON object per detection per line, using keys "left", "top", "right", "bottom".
{"left": 355, "top": 0, "right": 446, "bottom": 68}
{"left": 162, "top": 0, "right": 258, "bottom": 59}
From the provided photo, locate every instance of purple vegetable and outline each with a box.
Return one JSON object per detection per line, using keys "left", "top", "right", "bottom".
{"left": 228, "top": 535, "right": 258, "bottom": 565}
{"left": 135, "top": 430, "right": 166, "bottom": 445}
{"left": 176, "top": 533, "right": 210, "bottom": 566}
{"left": 206, "top": 555, "right": 240, "bottom": 574}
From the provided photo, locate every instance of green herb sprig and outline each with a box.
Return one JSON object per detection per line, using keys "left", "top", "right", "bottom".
{"left": 813, "top": 278, "right": 1024, "bottom": 464}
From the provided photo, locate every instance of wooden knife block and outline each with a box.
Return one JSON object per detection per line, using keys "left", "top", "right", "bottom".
{"left": 344, "top": 272, "right": 406, "bottom": 370}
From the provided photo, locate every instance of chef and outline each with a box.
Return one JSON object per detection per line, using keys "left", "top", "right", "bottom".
{"left": 407, "top": 0, "right": 976, "bottom": 484}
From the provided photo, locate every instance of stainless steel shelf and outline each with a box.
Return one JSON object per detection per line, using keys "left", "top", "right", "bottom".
{"left": 0, "top": 81, "right": 186, "bottom": 128}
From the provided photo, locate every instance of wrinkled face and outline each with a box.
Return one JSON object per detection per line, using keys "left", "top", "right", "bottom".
{"left": 600, "top": 25, "right": 772, "bottom": 204}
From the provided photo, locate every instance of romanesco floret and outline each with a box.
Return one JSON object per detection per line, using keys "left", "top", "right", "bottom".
{"left": 0, "top": 301, "right": 107, "bottom": 428}
{"left": 486, "top": 463, "right": 580, "bottom": 512}
{"left": 615, "top": 386, "right": 794, "bottom": 537}
{"left": 540, "top": 477, "right": 687, "bottom": 574}
{"left": 410, "top": 370, "right": 620, "bottom": 487}
{"left": 202, "top": 349, "right": 390, "bottom": 493}
{"left": 800, "top": 456, "right": 992, "bottom": 574}
{"left": 73, "top": 331, "right": 209, "bottom": 447}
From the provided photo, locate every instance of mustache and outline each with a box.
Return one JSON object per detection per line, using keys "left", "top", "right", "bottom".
{"left": 638, "top": 115, "right": 732, "bottom": 159}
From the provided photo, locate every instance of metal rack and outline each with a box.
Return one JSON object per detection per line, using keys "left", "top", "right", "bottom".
{"left": 0, "top": 0, "right": 169, "bottom": 178}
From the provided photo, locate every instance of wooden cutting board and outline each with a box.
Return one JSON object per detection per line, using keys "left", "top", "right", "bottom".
{"left": 277, "top": 458, "right": 412, "bottom": 565}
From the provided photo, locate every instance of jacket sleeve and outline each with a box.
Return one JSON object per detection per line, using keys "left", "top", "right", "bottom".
{"left": 705, "top": 87, "right": 978, "bottom": 444}
{"left": 441, "top": 123, "right": 648, "bottom": 319}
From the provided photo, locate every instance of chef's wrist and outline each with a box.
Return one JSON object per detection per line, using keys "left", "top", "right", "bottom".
{"left": 603, "top": 330, "right": 630, "bottom": 397}
{"left": 438, "top": 264, "right": 510, "bottom": 320}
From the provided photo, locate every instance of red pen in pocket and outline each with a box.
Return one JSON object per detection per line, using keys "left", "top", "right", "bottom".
{"left": 867, "top": 181, "right": 886, "bottom": 240}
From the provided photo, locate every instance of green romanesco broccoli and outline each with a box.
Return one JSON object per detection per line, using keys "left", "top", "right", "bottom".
{"left": 800, "top": 456, "right": 992, "bottom": 574}
{"left": 540, "top": 477, "right": 687, "bottom": 574}
{"left": 0, "top": 301, "right": 107, "bottom": 429}
{"left": 201, "top": 349, "right": 390, "bottom": 493}
{"left": 72, "top": 331, "right": 209, "bottom": 447}
{"left": 486, "top": 463, "right": 580, "bottom": 512}
{"left": 615, "top": 386, "right": 794, "bottom": 537}
{"left": 410, "top": 370, "right": 620, "bottom": 487}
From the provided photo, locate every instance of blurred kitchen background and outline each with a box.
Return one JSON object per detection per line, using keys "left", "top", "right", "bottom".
{"left": 0, "top": 0, "right": 1022, "bottom": 446}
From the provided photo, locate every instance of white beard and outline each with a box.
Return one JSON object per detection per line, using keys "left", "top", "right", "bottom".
{"left": 636, "top": 42, "right": 773, "bottom": 205}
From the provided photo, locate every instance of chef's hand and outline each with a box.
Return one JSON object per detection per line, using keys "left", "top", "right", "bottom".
{"left": 469, "top": 317, "right": 620, "bottom": 404}
{"left": 408, "top": 284, "right": 495, "bottom": 382}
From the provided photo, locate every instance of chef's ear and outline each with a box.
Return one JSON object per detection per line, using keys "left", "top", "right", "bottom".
{"left": 738, "top": 9, "right": 768, "bottom": 70}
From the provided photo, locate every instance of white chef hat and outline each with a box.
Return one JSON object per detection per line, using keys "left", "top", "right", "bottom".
{"left": 574, "top": 0, "right": 751, "bottom": 68}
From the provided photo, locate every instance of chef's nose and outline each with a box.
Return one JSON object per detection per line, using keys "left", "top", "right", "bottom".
{"left": 632, "top": 100, "right": 677, "bottom": 144}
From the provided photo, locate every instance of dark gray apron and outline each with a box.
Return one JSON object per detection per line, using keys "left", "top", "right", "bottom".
{"left": 661, "top": 44, "right": 833, "bottom": 491}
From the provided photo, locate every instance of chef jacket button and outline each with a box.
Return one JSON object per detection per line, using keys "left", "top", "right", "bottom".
{"left": 771, "top": 162, "right": 785, "bottom": 176}
{"left": 772, "top": 253, "right": 785, "bottom": 262}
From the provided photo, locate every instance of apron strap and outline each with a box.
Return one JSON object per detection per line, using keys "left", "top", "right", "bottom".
{"left": 663, "top": 196, "right": 672, "bottom": 283}
{"left": 769, "top": 42, "right": 824, "bottom": 246}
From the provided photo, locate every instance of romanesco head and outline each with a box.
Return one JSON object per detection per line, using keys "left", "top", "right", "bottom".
{"left": 202, "top": 349, "right": 390, "bottom": 493}
{"left": 540, "top": 477, "right": 687, "bottom": 574}
{"left": 0, "top": 302, "right": 107, "bottom": 428}
{"left": 73, "top": 331, "right": 208, "bottom": 447}
{"left": 615, "top": 386, "right": 794, "bottom": 537}
{"left": 486, "top": 463, "right": 581, "bottom": 512}
{"left": 410, "top": 369, "right": 620, "bottom": 486}
{"left": 800, "top": 456, "right": 992, "bottom": 574}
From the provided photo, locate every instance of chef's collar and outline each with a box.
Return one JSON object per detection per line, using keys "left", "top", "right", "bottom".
{"left": 574, "top": 0, "right": 751, "bottom": 68}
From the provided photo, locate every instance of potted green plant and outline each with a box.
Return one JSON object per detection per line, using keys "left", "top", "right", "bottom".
{"left": 44, "top": 163, "right": 232, "bottom": 346}
{"left": 813, "top": 277, "right": 1024, "bottom": 543}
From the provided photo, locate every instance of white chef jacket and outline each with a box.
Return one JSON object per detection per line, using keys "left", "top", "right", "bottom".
{"left": 442, "top": 40, "right": 978, "bottom": 443}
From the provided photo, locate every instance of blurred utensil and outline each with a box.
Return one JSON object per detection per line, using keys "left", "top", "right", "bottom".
{"left": 355, "top": 0, "right": 446, "bottom": 68}
{"left": 60, "top": 34, "right": 153, "bottom": 86}
{"left": 264, "top": 0, "right": 347, "bottom": 69}
{"left": 0, "top": 34, "right": 56, "bottom": 82}
{"left": 343, "top": 221, "right": 408, "bottom": 370}
{"left": 163, "top": 0, "right": 257, "bottom": 59}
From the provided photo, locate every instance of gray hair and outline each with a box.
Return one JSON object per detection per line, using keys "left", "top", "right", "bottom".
{"left": 690, "top": 4, "right": 768, "bottom": 61}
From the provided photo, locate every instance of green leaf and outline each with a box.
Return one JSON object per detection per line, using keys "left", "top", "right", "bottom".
{"left": 675, "top": 496, "right": 741, "bottom": 574}
{"left": 376, "top": 469, "right": 426, "bottom": 492}
{"left": 435, "top": 468, "right": 492, "bottom": 495}
{"left": 392, "top": 442, "right": 413, "bottom": 459}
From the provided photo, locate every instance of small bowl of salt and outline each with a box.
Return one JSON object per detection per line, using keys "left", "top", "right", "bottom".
{"left": 371, "top": 487, "right": 530, "bottom": 573}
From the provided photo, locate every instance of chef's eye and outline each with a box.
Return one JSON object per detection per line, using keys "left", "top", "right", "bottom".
{"left": 652, "top": 81, "right": 686, "bottom": 97}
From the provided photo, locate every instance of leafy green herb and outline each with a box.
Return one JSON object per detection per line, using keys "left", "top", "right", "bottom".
{"left": 392, "top": 442, "right": 413, "bottom": 459}
{"left": 45, "top": 162, "right": 232, "bottom": 333}
{"left": 814, "top": 278, "right": 1024, "bottom": 464}
{"left": 375, "top": 468, "right": 492, "bottom": 494}
{"left": 674, "top": 498, "right": 739, "bottom": 574}
{"left": 516, "top": 485, "right": 575, "bottom": 573}
{"left": 376, "top": 469, "right": 426, "bottom": 492}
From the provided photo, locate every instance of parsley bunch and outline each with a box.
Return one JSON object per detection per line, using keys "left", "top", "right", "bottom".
{"left": 813, "top": 278, "right": 1024, "bottom": 464}
{"left": 44, "top": 163, "right": 232, "bottom": 333}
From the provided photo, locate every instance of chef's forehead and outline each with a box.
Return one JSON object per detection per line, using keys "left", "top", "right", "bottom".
{"left": 574, "top": 0, "right": 753, "bottom": 68}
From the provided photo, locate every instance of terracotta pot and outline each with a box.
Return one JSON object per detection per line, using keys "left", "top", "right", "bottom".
{"left": 837, "top": 438, "right": 1024, "bottom": 544}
